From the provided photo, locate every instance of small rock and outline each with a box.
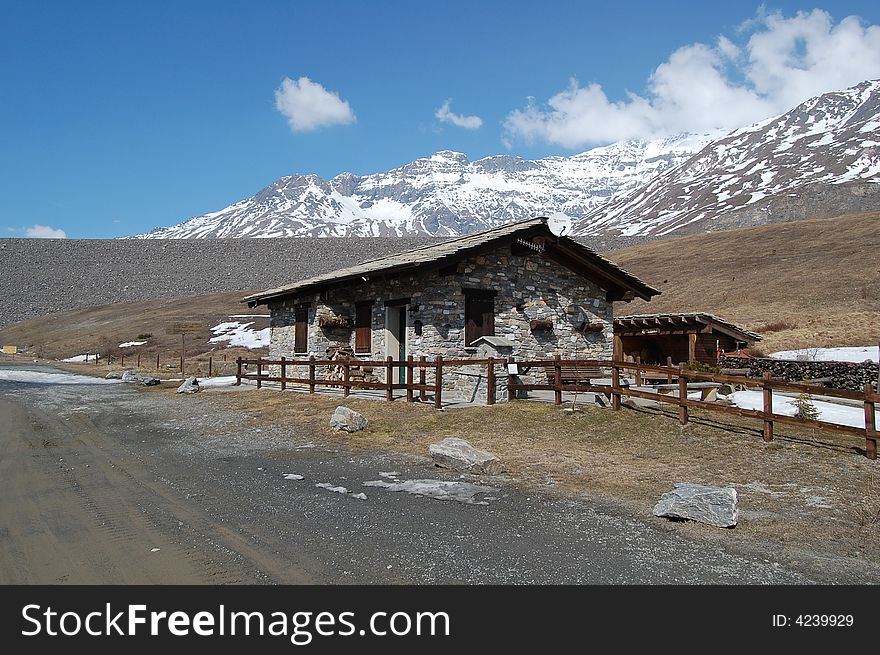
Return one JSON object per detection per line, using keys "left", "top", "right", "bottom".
{"left": 139, "top": 376, "right": 160, "bottom": 386}
{"left": 283, "top": 473, "right": 304, "bottom": 480}
{"left": 176, "top": 376, "right": 200, "bottom": 394}
{"left": 653, "top": 483, "right": 738, "bottom": 528}
{"left": 429, "top": 437, "right": 504, "bottom": 475}
{"left": 120, "top": 370, "right": 139, "bottom": 383}
{"left": 105, "top": 371, "right": 122, "bottom": 380}
{"left": 351, "top": 492, "right": 367, "bottom": 500}
{"left": 330, "top": 406, "right": 368, "bottom": 433}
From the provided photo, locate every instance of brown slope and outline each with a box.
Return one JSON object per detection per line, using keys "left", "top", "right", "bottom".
{"left": 607, "top": 211, "right": 880, "bottom": 354}
{"left": 0, "top": 291, "right": 265, "bottom": 364}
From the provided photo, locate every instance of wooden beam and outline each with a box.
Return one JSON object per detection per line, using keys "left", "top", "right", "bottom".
{"left": 688, "top": 332, "right": 697, "bottom": 362}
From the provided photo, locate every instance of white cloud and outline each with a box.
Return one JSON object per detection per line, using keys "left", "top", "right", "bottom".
{"left": 24, "top": 224, "right": 66, "bottom": 238}
{"left": 274, "top": 76, "right": 356, "bottom": 132}
{"left": 435, "top": 99, "right": 483, "bottom": 129}
{"left": 504, "top": 9, "right": 880, "bottom": 148}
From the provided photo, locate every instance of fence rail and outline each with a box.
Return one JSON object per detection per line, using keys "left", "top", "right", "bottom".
{"left": 235, "top": 356, "right": 879, "bottom": 460}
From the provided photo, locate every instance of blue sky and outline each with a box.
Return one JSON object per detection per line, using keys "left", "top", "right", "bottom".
{"left": 2, "top": 1, "right": 880, "bottom": 238}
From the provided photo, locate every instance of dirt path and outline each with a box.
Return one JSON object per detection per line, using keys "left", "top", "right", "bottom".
{"left": 0, "top": 393, "right": 315, "bottom": 584}
{"left": 0, "top": 364, "right": 861, "bottom": 584}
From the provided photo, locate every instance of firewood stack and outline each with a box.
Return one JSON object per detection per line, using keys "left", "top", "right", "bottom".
{"left": 325, "top": 346, "right": 379, "bottom": 385}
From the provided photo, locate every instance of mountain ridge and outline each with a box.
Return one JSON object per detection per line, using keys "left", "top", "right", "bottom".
{"left": 133, "top": 80, "right": 880, "bottom": 240}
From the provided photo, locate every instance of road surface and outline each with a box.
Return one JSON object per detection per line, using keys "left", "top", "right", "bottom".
{"left": 0, "top": 364, "right": 840, "bottom": 584}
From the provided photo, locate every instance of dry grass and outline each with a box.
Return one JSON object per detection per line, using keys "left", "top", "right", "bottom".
{"left": 610, "top": 211, "right": 880, "bottom": 352}
{"left": 0, "top": 290, "right": 266, "bottom": 363}
{"left": 206, "top": 387, "right": 880, "bottom": 565}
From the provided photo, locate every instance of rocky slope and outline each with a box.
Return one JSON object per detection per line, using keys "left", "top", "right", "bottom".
{"left": 577, "top": 80, "right": 880, "bottom": 236}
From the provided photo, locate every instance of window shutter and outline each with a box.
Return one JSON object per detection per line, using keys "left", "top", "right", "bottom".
{"left": 355, "top": 302, "right": 372, "bottom": 353}
{"left": 294, "top": 305, "right": 309, "bottom": 353}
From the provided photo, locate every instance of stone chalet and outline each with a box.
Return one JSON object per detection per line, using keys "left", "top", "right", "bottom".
{"left": 243, "top": 217, "right": 659, "bottom": 402}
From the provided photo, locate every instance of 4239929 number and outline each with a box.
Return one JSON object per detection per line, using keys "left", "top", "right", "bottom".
{"left": 773, "top": 614, "right": 854, "bottom": 627}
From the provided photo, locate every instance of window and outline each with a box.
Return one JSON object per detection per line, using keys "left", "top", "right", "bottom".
{"left": 464, "top": 289, "right": 495, "bottom": 346}
{"left": 355, "top": 301, "right": 372, "bottom": 353}
{"left": 294, "top": 304, "right": 309, "bottom": 353}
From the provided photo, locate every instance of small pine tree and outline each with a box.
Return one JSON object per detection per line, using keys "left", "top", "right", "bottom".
{"left": 793, "top": 378, "right": 820, "bottom": 421}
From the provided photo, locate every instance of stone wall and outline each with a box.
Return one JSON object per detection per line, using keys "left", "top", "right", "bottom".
{"left": 719, "top": 355, "right": 878, "bottom": 391}
{"left": 268, "top": 242, "right": 615, "bottom": 402}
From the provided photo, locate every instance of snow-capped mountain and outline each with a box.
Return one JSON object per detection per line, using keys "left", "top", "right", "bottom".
{"left": 132, "top": 134, "right": 715, "bottom": 238}
{"left": 133, "top": 80, "right": 880, "bottom": 241}
{"left": 575, "top": 80, "right": 880, "bottom": 237}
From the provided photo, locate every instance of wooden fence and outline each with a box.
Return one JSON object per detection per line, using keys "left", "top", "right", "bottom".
{"left": 78, "top": 352, "right": 233, "bottom": 377}
{"left": 235, "top": 356, "right": 879, "bottom": 460}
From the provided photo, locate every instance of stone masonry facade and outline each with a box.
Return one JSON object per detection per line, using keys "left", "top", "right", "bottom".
{"left": 268, "top": 243, "right": 615, "bottom": 402}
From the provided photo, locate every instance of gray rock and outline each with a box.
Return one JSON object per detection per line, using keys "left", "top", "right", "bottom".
{"left": 139, "top": 376, "right": 160, "bottom": 387}
{"left": 120, "top": 370, "right": 139, "bottom": 383}
{"left": 429, "top": 437, "right": 503, "bottom": 475}
{"left": 330, "top": 406, "right": 368, "bottom": 433}
{"left": 653, "top": 483, "right": 738, "bottom": 528}
{"left": 105, "top": 371, "right": 122, "bottom": 380}
{"left": 177, "top": 376, "right": 200, "bottom": 394}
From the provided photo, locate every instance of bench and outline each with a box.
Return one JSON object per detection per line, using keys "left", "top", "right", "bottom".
{"left": 542, "top": 364, "right": 607, "bottom": 384}
{"left": 654, "top": 381, "right": 723, "bottom": 402}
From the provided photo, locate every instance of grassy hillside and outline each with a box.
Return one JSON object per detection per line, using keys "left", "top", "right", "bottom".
{"left": 609, "top": 211, "right": 880, "bottom": 354}
{"left": 0, "top": 290, "right": 266, "bottom": 366}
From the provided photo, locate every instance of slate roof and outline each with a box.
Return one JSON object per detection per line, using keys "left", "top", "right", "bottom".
{"left": 244, "top": 217, "right": 659, "bottom": 305}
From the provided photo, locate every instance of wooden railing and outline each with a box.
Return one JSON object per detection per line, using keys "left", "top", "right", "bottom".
{"left": 235, "top": 355, "right": 509, "bottom": 410}
{"left": 235, "top": 356, "right": 880, "bottom": 460}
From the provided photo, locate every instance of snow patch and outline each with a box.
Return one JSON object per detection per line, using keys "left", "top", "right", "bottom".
{"left": 62, "top": 354, "right": 100, "bottom": 362}
{"left": 209, "top": 321, "right": 269, "bottom": 349}
{"left": 769, "top": 346, "right": 878, "bottom": 363}
{"left": 0, "top": 370, "right": 121, "bottom": 385}
{"left": 728, "top": 390, "right": 877, "bottom": 430}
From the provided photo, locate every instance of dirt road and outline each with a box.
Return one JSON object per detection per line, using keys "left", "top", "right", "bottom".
{"left": 0, "top": 364, "right": 854, "bottom": 584}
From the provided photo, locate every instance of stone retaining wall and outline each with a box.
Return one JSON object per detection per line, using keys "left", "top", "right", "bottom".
{"left": 719, "top": 355, "right": 878, "bottom": 391}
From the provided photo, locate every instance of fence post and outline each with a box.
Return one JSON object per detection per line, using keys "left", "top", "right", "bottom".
{"left": 864, "top": 383, "right": 877, "bottom": 460}
{"left": 434, "top": 355, "right": 443, "bottom": 410}
{"left": 611, "top": 362, "right": 621, "bottom": 411}
{"left": 280, "top": 356, "right": 286, "bottom": 391}
{"left": 666, "top": 356, "right": 673, "bottom": 383}
{"left": 96, "top": 354, "right": 99, "bottom": 366}
{"left": 308, "top": 356, "right": 315, "bottom": 393}
{"left": 634, "top": 355, "right": 642, "bottom": 386}
{"left": 678, "top": 363, "right": 689, "bottom": 425}
{"left": 419, "top": 355, "right": 427, "bottom": 402}
{"left": 256, "top": 358, "right": 262, "bottom": 389}
{"left": 137, "top": 354, "right": 140, "bottom": 368}
{"left": 343, "top": 357, "right": 350, "bottom": 398}
{"left": 507, "top": 356, "right": 516, "bottom": 402}
{"left": 386, "top": 355, "right": 394, "bottom": 401}
{"left": 156, "top": 352, "right": 160, "bottom": 369}
{"left": 762, "top": 372, "right": 774, "bottom": 442}
{"left": 487, "top": 357, "right": 495, "bottom": 406}
{"left": 180, "top": 353, "right": 184, "bottom": 374}
{"left": 235, "top": 357, "right": 242, "bottom": 385}
{"left": 208, "top": 356, "right": 213, "bottom": 378}
{"left": 553, "top": 354, "right": 562, "bottom": 405}
{"left": 121, "top": 354, "right": 124, "bottom": 367}
{"left": 406, "top": 355, "right": 414, "bottom": 403}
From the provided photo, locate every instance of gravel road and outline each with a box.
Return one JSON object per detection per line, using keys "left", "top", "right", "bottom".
{"left": 0, "top": 364, "right": 822, "bottom": 584}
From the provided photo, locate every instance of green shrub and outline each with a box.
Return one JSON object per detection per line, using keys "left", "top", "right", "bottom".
{"left": 688, "top": 360, "right": 721, "bottom": 374}
{"left": 793, "top": 379, "right": 820, "bottom": 421}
